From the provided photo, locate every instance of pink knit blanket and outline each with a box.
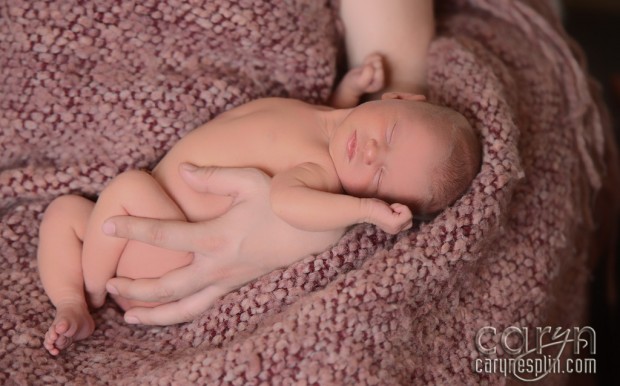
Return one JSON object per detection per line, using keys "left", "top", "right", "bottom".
{"left": 1, "top": 0, "right": 614, "bottom": 384}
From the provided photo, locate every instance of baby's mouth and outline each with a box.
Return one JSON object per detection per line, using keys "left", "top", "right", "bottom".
{"left": 347, "top": 130, "right": 357, "bottom": 162}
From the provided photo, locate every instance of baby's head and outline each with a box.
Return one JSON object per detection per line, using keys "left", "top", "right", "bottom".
{"left": 329, "top": 92, "right": 480, "bottom": 218}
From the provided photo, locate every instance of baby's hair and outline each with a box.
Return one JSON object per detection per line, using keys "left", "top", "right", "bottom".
{"left": 412, "top": 103, "right": 481, "bottom": 217}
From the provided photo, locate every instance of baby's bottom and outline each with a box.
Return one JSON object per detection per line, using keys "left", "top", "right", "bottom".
{"left": 109, "top": 234, "right": 193, "bottom": 310}
{"left": 81, "top": 170, "right": 193, "bottom": 311}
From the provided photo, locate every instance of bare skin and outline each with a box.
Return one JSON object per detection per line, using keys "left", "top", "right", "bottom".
{"left": 43, "top": 301, "right": 95, "bottom": 356}
{"left": 101, "top": 0, "right": 438, "bottom": 327}
{"left": 38, "top": 58, "right": 410, "bottom": 355}
{"left": 339, "top": 0, "right": 434, "bottom": 96}
{"left": 38, "top": 195, "right": 96, "bottom": 356}
{"left": 330, "top": 53, "right": 384, "bottom": 108}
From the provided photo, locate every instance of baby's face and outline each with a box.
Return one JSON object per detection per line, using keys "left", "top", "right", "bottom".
{"left": 329, "top": 99, "right": 448, "bottom": 206}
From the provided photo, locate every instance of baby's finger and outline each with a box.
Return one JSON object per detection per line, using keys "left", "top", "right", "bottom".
{"left": 390, "top": 203, "right": 412, "bottom": 216}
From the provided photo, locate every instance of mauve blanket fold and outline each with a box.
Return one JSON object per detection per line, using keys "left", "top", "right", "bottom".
{"left": 0, "top": 0, "right": 616, "bottom": 385}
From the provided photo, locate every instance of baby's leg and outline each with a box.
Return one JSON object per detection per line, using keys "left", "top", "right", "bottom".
{"left": 82, "top": 170, "right": 190, "bottom": 309}
{"left": 330, "top": 53, "right": 385, "bottom": 108}
{"left": 38, "top": 195, "right": 96, "bottom": 356}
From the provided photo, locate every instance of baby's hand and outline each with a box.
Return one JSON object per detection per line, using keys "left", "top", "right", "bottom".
{"left": 355, "top": 53, "right": 385, "bottom": 95}
{"left": 363, "top": 198, "right": 413, "bottom": 234}
{"left": 329, "top": 53, "right": 385, "bottom": 108}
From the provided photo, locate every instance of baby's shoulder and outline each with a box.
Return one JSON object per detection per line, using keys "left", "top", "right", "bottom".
{"left": 289, "top": 159, "right": 342, "bottom": 194}
{"left": 217, "top": 97, "right": 313, "bottom": 121}
{"left": 250, "top": 97, "right": 314, "bottom": 112}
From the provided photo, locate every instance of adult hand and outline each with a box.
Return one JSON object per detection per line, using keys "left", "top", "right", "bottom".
{"left": 103, "top": 164, "right": 283, "bottom": 325}
{"left": 105, "top": 164, "right": 342, "bottom": 325}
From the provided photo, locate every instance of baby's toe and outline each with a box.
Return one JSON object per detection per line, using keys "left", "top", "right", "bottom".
{"left": 44, "top": 330, "right": 55, "bottom": 348}
{"left": 53, "top": 319, "right": 70, "bottom": 334}
{"left": 55, "top": 334, "right": 73, "bottom": 351}
{"left": 44, "top": 330, "right": 60, "bottom": 355}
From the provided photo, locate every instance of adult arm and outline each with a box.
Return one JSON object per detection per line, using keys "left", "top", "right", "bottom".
{"left": 339, "top": 0, "right": 435, "bottom": 96}
{"left": 104, "top": 165, "right": 289, "bottom": 325}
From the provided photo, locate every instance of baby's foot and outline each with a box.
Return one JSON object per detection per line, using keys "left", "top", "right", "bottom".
{"left": 330, "top": 53, "right": 385, "bottom": 108}
{"left": 44, "top": 301, "right": 95, "bottom": 356}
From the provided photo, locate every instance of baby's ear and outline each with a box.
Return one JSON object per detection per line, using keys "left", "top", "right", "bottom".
{"left": 382, "top": 92, "right": 426, "bottom": 102}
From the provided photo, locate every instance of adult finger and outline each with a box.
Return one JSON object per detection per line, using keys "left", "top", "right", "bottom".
{"left": 122, "top": 285, "right": 229, "bottom": 325}
{"left": 106, "top": 261, "right": 212, "bottom": 303}
{"left": 103, "top": 216, "right": 206, "bottom": 251}
{"left": 180, "top": 164, "right": 271, "bottom": 200}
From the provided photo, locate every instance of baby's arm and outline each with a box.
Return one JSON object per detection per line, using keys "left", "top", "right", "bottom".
{"left": 270, "top": 163, "right": 412, "bottom": 234}
{"left": 330, "top": 53, "right": 384, "bottom": 108}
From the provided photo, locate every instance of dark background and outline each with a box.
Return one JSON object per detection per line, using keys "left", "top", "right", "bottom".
{"left": 564, "top": 0, "right": 620, "bottom": 384}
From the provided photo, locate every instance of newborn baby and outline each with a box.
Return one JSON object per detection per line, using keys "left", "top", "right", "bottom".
{"left": 38, "top": 57, "right": 480, "bottom": 355}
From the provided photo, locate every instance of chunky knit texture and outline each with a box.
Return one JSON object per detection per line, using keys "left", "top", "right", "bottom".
{"left": 0, "top": 0, "right": 616, "bottom": 384}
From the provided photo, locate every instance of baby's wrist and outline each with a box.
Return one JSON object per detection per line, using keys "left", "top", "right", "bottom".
{"left": 359, "top": 197, "right": 380, "bottom": 225}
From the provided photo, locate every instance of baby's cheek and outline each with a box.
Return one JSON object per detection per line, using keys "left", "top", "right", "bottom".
{"left": 342, "top": 174, "right": 373, "bottom": 197}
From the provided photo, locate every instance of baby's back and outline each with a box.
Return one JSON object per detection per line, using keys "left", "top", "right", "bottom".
{"left": 151, "top": 98, "right": 334, "bottom": 221}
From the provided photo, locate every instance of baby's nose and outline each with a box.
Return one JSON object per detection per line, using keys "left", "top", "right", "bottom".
{"left": 363, "top": 139, "right": 381, "bottom": 165}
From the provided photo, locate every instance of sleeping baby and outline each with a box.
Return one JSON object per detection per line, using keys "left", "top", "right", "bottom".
{"left": 37, "top": 55, "right": 481, "bottom": 355}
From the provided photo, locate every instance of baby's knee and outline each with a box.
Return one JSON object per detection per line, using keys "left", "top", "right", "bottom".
{"left": 40, "top": 195, "right": 94, "bottom": 238}
{"left": 106, "top": 169, "right": 152, "bottom": 189}
{"left": 100, "top": 170, "right": 153, "bottom": 198}
{"left": 43, "top": 195, "right": 90, "bottom": 223}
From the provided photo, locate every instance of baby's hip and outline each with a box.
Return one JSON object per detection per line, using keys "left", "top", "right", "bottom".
{"left": 113, "top": 240, "right": 193, "bottom": 310}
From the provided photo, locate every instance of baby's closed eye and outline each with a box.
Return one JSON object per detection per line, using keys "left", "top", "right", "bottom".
{"left": 375, "top": 167, "right": 385, "bottom": 192}
{"left": 387, "top": 122, "right": 396, "bottom": 144}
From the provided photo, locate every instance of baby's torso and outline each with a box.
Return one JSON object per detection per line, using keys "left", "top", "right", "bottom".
{"left": 152, "top": 97, "right": 340, "bottom": 224}
{"left": 112, "top": 99, "right": 346, "bottom": 310}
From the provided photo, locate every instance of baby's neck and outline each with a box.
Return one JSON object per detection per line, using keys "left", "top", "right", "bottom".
{"left": 318, "top": 107, "right": 353, "bottom": 143}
